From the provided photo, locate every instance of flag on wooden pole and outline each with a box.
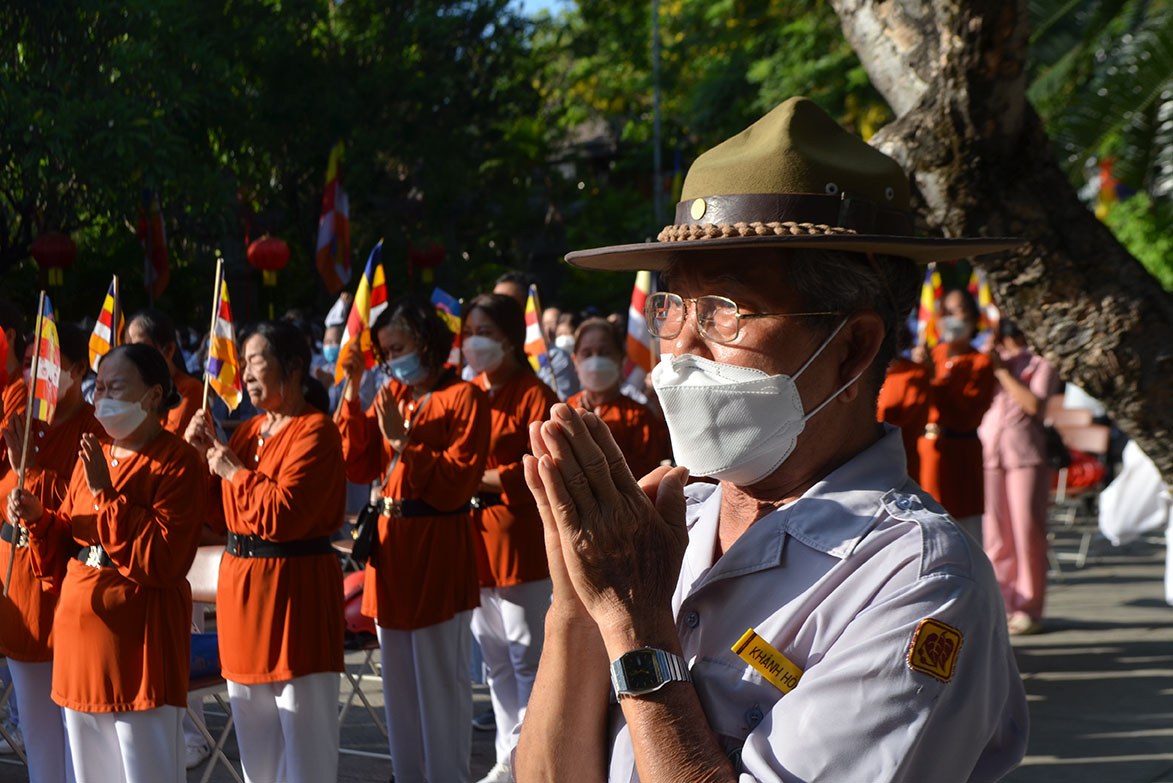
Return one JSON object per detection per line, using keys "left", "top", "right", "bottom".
{"left": 431, "top": 287, "right": 462, "bottom": 367}
{"left": 206, "top": 275, "right": 243, "bottom": 411}
{"left": 334, "top": 241, "right": 388, "bottom": 384}
{"left": 31, "top": 296, "right": 61, "bottom": 424}
{"left": 522, "top": 284, "right": 550, "bottom": 375}
{"left": 623, "top": 271, "right": 657, "bottom": 388}
{"left": 88, "top": 276, "right": 124, "bottom": 371}
{"left": 315, "top": 141, "right": 352, "bottom": 294}
{"left": 916, "top": 262, "right": 944, "bottom": 348}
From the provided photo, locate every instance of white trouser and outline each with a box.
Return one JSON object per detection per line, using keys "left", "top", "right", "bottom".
{"left": 183, "top": 601, "right": 207, "bottom": 748}
{"left": 64, "top": 704, "right": 183, "bottom": 783}
{"left": 8, "top": 659, "right": 71, "bottom": 783}
{"left": 227, "top": 672, "right": 340, "bottom": 783}
{"left": 470, "top": 580, "right": 551, "bottom": 763}
{"left": 378, "top": 612, "right": 473, "bottom": 783}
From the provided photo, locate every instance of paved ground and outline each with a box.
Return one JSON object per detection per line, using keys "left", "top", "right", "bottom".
{"left": 1, "top": 523, "right": 1170, "bottom": 782}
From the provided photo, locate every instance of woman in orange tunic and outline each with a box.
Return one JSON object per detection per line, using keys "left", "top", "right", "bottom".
{"left": 7, "top": 344, "right": 205, "bottom": 783}
{"left": 566, "top": 317, "right": 669, "bottom": 480}
{"left": 915, "top": 289, "right": 996, "bottom": 541}
{"left": 461, "top": 293, "right": 557, "bottom": 782}
{"left": 0, "top": 325, "right": 102, "bottom": 783}
{"left": 339, "top": 297, "right": 491, "bottom": 783}
{"left": 186, "top": 320, "right": 345, "bottom": 783}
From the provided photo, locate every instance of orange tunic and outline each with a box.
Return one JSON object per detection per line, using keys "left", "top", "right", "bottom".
{"left": 164, "top": 370, "right": 204, "bottom": 437}
{"left": 215, "top": 410, "right": 346, "bottom": 684}
{"left": 26, "top": 430, "right": 205, "bottom": 712}
{"left": 566, "top": 390, "right": 669, "bottom": 480}
{"left": 0, "top": 375, "right": 29, "bottom": 467}
{"left": 876, "top": 358, "right": 931, "bottom": 480}
{"left": 339, "top": 371, "right": 490, "bottom": 630}
{"left": 0, "top": 404, "right": 105, "bottom": 662}
{"left": 473, "top": 371, "right": 557, "bottom": 588}
{"left": 917, "top": 344, "right": 995, "bottom": 519}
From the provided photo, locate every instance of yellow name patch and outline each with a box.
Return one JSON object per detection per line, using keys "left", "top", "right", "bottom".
{"left": 732, "top": 629, "right": 803, "bottom": 695}
{"left": 907, "top": 618, "right": 962, "bottom": 682}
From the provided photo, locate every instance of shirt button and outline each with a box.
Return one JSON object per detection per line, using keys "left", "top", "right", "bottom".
{"left": 684, "top": 611, "right": 699, "bottom": 628}
{"left": 746, "top": 706, "right": 764, "bottom": 729}
{"left": 37, "top": 430, "right": 44, "bottom": 438}
{"left": 896, "top": 497, "right": 911, "bottom": 510}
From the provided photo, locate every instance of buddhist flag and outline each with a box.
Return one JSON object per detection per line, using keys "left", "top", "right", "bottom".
{"left": 431, "top": 287, "right": 462, "bottom": 367}
{"left": 206, "top": 279, "right": 243, "bottom": 411}
{"left": 523, "top": 285, "right": 550, "bottom": 373}
{"left": 315, "top": 141, "right": 351, "bottom": 294}
{"left": 623, "top": 271, "right": 657, "bottom": 388}
{"left": 967, "top": 266, "right": 999, "bottom": 350}
{"left": 916, "top": 262, "right": 943, "bottom": 348}
{"left": 31, "top": 296, "right": 61, "bottom": 424}
{"left": 335, "top": 241, "right": 388, "bottom": 384}
{"left": 138, "top": 189, "right": 170, "bottom": 300}
{"left": 88, "top": 277, "right": 124, "bottom": 372}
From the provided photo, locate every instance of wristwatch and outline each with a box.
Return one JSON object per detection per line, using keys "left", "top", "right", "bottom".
{"left": 610, "top": 647, "right": 692, "bottom": 697}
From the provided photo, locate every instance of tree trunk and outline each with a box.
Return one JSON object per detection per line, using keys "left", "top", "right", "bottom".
{"left": 829, "top": 0, "right": 1173, "bottom": 483}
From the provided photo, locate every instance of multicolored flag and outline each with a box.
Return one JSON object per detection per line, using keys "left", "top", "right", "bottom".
{"left": 623, "top": 271, "right": 657, "bottom": 388}
{"left": 431, "top": 287, "right": 462, "bottom": 367}
{"left": 335, "top": 241, "right": 388, "bottom": 384}
{"left": 88, "top": 277, "right": 124, "bottom": 372}
{"left": 315, "top": 141, "right": 351, "bottom": 294}
{"left": 967, "top": 266, "right": 1000, "bottom": 350}
{"left": 31, "top": 296, "right": 61, "bottom": 424}
{"left": 522, "top": 284, "right": 550, "bottom": 373}
{"left": 206, "top": 278, "right": 243, "bottom": 411}
{"left": 138, "top": 189, "right": 170, "bottom": 300}
{"left": 916, "top": 262, "right": 944, "bottom": 348}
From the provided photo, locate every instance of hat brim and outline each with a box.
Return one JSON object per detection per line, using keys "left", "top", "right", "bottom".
{"left": 565, "top": 233, "right": 1025, "bottom": 271}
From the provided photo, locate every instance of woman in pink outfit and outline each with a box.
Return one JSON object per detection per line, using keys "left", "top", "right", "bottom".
{"left": 978, "top": 320, "right": 1060, "bottom": 635}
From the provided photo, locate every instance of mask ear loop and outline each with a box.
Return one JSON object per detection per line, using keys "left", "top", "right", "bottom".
{"left": 792, "top": 316, "right": 850, "bottom": 380}
{"left": 791, "top": 316, "right": 865, "bottom": 423}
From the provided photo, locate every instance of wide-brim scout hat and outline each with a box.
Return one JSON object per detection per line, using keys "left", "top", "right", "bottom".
{"left": 565, "top": 97, "right": 1023, "bottom": 271}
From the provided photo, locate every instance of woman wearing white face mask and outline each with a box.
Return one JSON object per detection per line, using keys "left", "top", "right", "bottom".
{"left": 339, "top": 296, "right": 492, "bottom": 783}
{"left": 7, "top": 343, "right": 205, "bottom": 783}
{"left": 0, "top": 324, "right": 102, "bottom": 783}
{"left": 914, "top": 288, "right": 996, "bottom": 543}
{"left": 565, "top": 318, "right": 669, "bottom": 480}
{"left": 461, "top": 293, "right": 557, "bottom": 783}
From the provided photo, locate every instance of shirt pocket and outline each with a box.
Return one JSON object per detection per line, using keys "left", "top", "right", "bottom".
{"left": 692, "top": 654, "right": 787, "bottom": 749}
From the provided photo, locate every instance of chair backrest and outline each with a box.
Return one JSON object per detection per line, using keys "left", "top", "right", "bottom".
{"left": 1056, "top": 423, "right": 1111, "bottom": 455}
{"left": 1047, "top": 407, "right": 1094, "bottom": 428}
{"left": 187, "top": 546, "right": 223, "bottom": 604}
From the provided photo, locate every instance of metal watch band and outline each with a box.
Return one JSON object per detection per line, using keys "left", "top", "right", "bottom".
{"left": 610, "top": 647, "right": 692, "bottom": 697}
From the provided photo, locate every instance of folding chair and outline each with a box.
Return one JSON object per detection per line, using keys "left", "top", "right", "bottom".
{"left": 0, "top": 658, "right": 27, "bottom": 767}
{"left": 186, "top": 545, "right": 243, "bottom": 783}
{"left": 1050, "top": 423, "right": 1111, "bottom": 569}
{"left": 339, "top": 634, "right": 387, "bottom": 740}
{"left": 338, "top": 569, "right": 390, "bottom": 760}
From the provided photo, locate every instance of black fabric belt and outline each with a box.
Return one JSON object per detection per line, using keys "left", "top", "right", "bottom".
{"left": 74, "top": 544, "right": 115, "bottom": 569}
{"left": 381, "top": 498, "right": 472, "bottom": 518}
{"left": 470, "top": 492, "right": 504, "bottom": 510}
{"left": 225, "top": 532, "right": 334, "bottom": 559}
{"left": 1, "top": 522, "right": 29, "bottom": 548}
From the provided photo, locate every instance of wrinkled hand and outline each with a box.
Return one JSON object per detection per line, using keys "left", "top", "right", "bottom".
{"left": 206, "top": 440, "right": 245, "bottom": 482}
{"left": 79, "top": 433, "right": 112, "bottom": 495}
{"left": 374, "top": 385, "right": 406, "bottom": 450}
{"left": 183, "top": 408, "right": 217, "bottom": 458}
{"left": 524, "top": 404, "right": 689, "bottom": 633}
{"left": 6, "top": 488, "right": 43, "bottom": 528}
{"left": 1, "top": 415, "right": 33, "bottom": 469}
{"left": 340, "top": 340, "right": 365, "bottom": 383}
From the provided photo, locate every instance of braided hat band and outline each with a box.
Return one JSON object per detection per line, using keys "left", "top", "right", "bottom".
{"left": 658, "top": 221, "right": 858, "bottom": 243}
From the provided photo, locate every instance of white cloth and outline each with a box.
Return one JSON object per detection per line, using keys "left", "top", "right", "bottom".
{"left": 227, "top": 672, "right": 339, "bottom": 783}
{"left": 603, "top": 426, "right": 1028, "bottom": 782}
{"left": 378, "top": 612, "right": 473, "bottom": 783}
{"left": 1097, "top": 440, "right": 1173, "bottom": 604}
{"left": 471, "top": 579, "right": 551, "bottom": 763}
{"left": 64, "top": 705, "right": 182, "bottom": 783}
{"left": 8, "top": 659, "right": 70, "bottom": 783}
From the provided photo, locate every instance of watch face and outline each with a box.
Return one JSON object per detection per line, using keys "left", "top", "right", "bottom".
{"left": 622, "top": 650, "right": 661, "bottom": 692}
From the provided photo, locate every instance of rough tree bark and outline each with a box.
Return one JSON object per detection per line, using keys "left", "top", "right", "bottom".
{"left": 829, "top": 0, "right": 1173, "bottom": 482}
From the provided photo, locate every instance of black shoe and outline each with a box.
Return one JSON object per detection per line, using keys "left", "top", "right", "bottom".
{"left": 472, "top": 710, "right": 496, "bottom": 731}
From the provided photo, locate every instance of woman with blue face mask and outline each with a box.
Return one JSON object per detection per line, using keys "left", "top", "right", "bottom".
{"left": 338, "top": 296, "right": 492, "bottom": 783}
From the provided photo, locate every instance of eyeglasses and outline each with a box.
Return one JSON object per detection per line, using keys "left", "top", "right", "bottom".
{"left": 644, "top": 292, "right": 840, "bottom": 344}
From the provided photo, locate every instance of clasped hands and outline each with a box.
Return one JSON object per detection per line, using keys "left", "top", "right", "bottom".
{"left": 5, "top": 432, "right": 111, "bottom": 528}
{"left": 184, "top": 409, "right": 245, "bottom": 481}
{"left": 523, "top": 403, "right": 689, "bottom": 640}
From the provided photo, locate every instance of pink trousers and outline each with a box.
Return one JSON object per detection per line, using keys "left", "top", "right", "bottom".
{"left": 983, "top": 463, "right": 1050, "bottom": 620}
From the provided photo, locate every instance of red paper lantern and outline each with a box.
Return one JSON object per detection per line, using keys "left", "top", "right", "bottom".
{"left": 30, "top": 232, "right": 77, "bottom": 286}
{"left": 247, "top": 236, "right": 290, "bottom": 287}
{"left": 407, "top": 242, "right": 445, "bottom": 285}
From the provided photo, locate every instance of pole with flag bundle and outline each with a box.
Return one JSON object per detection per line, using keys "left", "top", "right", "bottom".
{"left": 5, "top": 292, "right": 46, "bottom": 596}
{"left": 203, "top": 258, "right": 224, "bottom": 410}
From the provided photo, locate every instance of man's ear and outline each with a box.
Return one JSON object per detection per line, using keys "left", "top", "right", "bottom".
{"left": 839, "top": 311, "right": 885, "bottom": 403}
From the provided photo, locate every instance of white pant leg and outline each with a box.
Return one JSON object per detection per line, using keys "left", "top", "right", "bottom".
{"left": 8, "top": 659, "right": 69, "bottom": 783}
{"left": 65, "top": 706, "right": 183, "bottom": 783}
{"left": 228, "top": 680, "right": 285, "bottom": 783}
{"left": 471, "top": 592, "right": 514, "bottom": 764}
{"left": 379, "top": 613, "right": 473, "bottom": 783}
{"left": 183, "top": 602, "right": 207, "bottom": 749}
{"left": 273, "top": 672, "right": 340, "bottom": 783}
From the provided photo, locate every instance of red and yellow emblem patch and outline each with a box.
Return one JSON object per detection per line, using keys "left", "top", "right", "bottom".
{"left": 907, "top": 618, "right": 962, "bottom": 682}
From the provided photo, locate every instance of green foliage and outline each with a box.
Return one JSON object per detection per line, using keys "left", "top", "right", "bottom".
{"left": 1102, "top": 193, "right": 1173, "bottom": 290}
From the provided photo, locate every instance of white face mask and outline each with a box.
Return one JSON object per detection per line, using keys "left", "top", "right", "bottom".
{"left": 463, "top": 335, "right": 505, "bottom": 375}
{"left": 651, "top": 318, "right": 859, "bottom": 486}
{"left": 94, "top": 392, "right": 149, "bottom": 440}
{"left": 554, "top": 335, "right": 576, "bottom": 353}
{"left": 941, "top": 316, "right": 970, "bottom": 343}
{"left": 578, "top": 355, "right": 621, "bottom": 392}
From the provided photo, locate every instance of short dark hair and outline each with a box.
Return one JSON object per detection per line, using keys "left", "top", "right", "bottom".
{"left": 243, "top": 321, "right": 329, "bottom": 413}
{"left": 0, "top": 298, "right": 26, "bottom": 359}
{"left": 495, "top": 270, "right": 530, "bottom": 289}
{"left": 574, "top": 317, "right": 623, "bottom": 355}
{"left": 371, "top": 296, "right": 454, "bottom": 373}
{"left": 466, "top": 293, "right": 531, "bottom": 372}
{"left": 57, "top": 323, "right": 88, "bottom": 367}
{"left": 128, "top": 308, "right": 178, "bottom": 351}
{"left": 102, "top": 344, "right": 181, "bottom": 413}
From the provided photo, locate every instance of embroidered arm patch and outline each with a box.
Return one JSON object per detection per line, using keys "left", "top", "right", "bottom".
{"left": 907, "top": 618, "right": 962, "bottom": 682}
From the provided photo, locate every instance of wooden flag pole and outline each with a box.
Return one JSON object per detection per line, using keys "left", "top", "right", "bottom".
{"left": 5, "top": 291, "right": 46, "bottom": 597}
{"left": 202, "top": 258, "right": 224, "bottom": 410}
{"left": 111, "top": 275, "right": 121, "bottom": 348}
{"left": 333, "top": 376, "right": 349, "bottom": 424}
